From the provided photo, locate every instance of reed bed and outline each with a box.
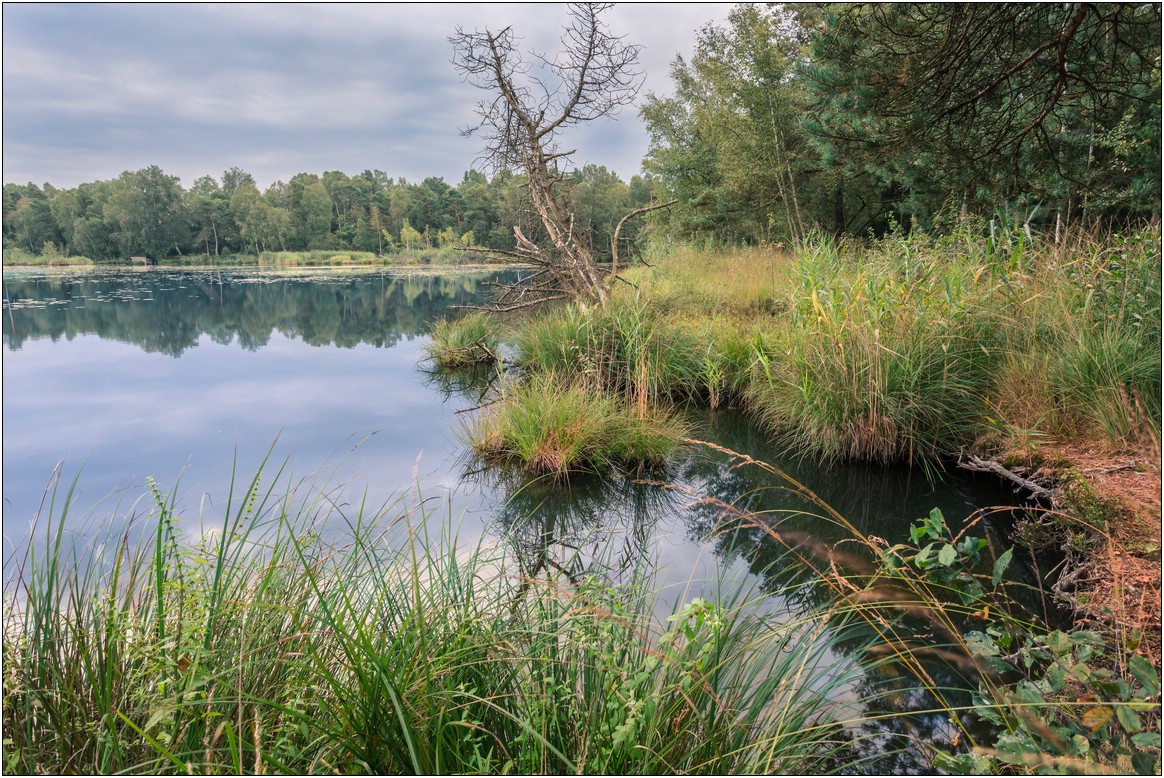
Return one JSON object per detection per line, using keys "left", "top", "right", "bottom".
{"left": 496, "top": 224, "right": 1161, "bottom": 467}
{"left": 3, "top": 461, "right": 875, "bottom": 775}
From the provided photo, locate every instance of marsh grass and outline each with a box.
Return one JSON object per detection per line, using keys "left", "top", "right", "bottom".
{"left": 424, "top": 311, "right": 501, "bottom": 369}
{"left": 3, "top": 458, "right": 874, "bottom": 775}
{"left": 616, "top": 225, "right": 1161, "bottom": 464}
{"left": 743, "top": 236, "right": 1001, "bottom": 466}
{"left": 463, "top": 372, "right": 688, "bottom": 477}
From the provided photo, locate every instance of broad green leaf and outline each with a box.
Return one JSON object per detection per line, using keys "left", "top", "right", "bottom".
{"left": 1069, "top": 630, "right": 1106, "bottom": 647}
{"left": 995, "top": 731, "right": 1041, "bottom": 764}
{"left": 964, "top": 631, "right": 999, "bottom": 657}
{"left": 991, "top": 547, "right": 1014, "bottom": 586}
{"left": 1132, "top": 750, "right": 1159, "bottom": 775}
{"left": 1131, "top": 732, "right": 1161, "bottom": 749}
{"left": 1045, "top": 630, "right": 1071, "bottom": 656}
{"left": 938, "top": 543, "right": 957, "bottom": 566}
{"left": 1129, "top": 654, "right": 1160, "bottom": 697}
{"left": 927, "top": 507, "right": 945, "bottom": 536}
{"left": 1117, "top": 704, "right": 1143, "bottom": 733}
{"left": 957, "top": 579, "right": 984, "bottom": 605}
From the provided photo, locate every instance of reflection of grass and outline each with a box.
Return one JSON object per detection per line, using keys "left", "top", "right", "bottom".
{"left": 4, "top": 459, "right": 867, "bottom": 775}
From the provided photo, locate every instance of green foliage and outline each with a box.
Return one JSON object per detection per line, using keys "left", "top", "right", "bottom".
{"left": 643, "top": 4, "right": 1161, "bottom": 242}
{"left": 798, "top": 3, "right": 1162, "bottom": 224}
{"left": 878, "top": 509, "right": 1162, "bottom": 775}
{"left": 2, "top": 461, "right": 858, "bottom": 774}
{"left": 641, "top": 5, "right": 858, "bottom": 242}
{"left": 3, "top": 165, "right": 552, "bottom": 263}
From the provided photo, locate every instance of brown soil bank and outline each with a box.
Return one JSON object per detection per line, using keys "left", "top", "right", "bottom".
{"left": 999, "top": 435, "right": 1161, "bottom": 658}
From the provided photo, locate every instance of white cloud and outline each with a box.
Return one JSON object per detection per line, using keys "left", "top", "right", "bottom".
{"left": 3, "top": 3, "right": 734, "bottom": 188}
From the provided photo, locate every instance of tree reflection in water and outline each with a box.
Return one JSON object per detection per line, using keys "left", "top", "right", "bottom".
{"left": 2, "top": 267, "right": 527, "bottom": 356}
{"left": 451, "top": 400, "right": 1032, "bottom": 771}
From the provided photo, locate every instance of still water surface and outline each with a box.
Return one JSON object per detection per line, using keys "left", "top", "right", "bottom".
{"left": 3, "top": 266, "right": 1021, "bottom": 769}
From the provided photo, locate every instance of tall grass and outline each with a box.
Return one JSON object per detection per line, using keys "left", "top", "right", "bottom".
{"left": 3, "top": 460, "right": 870, "bottom": 775}
{"left": 615, "top": 225, "right": 1160, "bottom": 464}
{"left": 423, "top": 311, "right": 501, "bottom": 369}
{"left": 463, "top": 371, "right": 689, "bottom": 477}
{"left": 743, "top": 234, "right": 1000, "bottom": 465}
{"left": 511, "top": 299, "right": 709, "bottom": 409}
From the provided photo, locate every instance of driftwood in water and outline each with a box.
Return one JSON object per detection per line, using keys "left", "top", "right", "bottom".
{"left": 958, "top": 453, "right": 1055, "bottom": 498}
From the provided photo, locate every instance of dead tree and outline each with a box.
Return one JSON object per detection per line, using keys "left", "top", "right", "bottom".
{"left": 451, "top": 3, "right": 669, "bottom": 310}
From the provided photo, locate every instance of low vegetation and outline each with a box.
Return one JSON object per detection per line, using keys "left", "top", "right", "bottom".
{"left": 463, "top": 372, "right": 688, "bottom": 477}
{"left": 437, "top": 223, "right": 1159, "bottom": 476}
{"left": 6, "top": 445, "right": 1158, "bottom": 774}
{"left": 4, "top": 462, "right": 872, "bottom": 775}
{"left": 3, "top": 244, "right": 93, "bottom": 266}
{"left": 423, "top": 311, "right": 501, "bottom": 369}
{"left": 2, "top": 246, "right": 509, "bottom": 269}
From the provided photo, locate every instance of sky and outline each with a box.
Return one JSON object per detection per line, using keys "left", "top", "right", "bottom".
{"left": 3, "top": 2, "right": 734, "bottom": 191}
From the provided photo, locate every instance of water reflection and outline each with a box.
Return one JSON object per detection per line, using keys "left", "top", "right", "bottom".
{"left": 3, "top": 268, "right": 525, "bottom": 356}
{"left": 464, "top": 465, "right": 683, "bottom": 584}
{"left": 455, "top": 402, "right": 1025, "bottom": 771}
{"left": 5, "top": 267, "right": 1033, "bottom": 771}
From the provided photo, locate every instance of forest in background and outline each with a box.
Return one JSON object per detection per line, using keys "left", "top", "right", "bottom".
{"left": 1, "top": 164, "right": 655, "bottom": 263}
{"left": 5, "top": 5, "right": 1158, "bottom": 265}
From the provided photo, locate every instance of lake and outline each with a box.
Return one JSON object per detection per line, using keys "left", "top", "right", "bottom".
{"left": 2, "top": 265, "right": 1023, "bottom": 768}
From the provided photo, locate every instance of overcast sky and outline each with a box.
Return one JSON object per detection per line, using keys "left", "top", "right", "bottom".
{"left": 3, "top": 2, "right": 734, "bottom": 190}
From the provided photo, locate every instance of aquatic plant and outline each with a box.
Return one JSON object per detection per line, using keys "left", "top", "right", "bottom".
{"left": 3, "top": 459, "right": 866, "bottom": 775}
{"left": 424, "top": 310, "right": 501, "bottom": 369}
{"left": 462, "top": 372, "right": 688, "bottom": 477}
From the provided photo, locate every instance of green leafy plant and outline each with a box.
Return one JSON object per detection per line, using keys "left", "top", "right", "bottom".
{"left": 879, "top": 509, "right": 1162, "bottom": 775}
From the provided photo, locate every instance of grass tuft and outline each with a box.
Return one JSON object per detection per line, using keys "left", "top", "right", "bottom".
{"left": 424, "top": 311, "right": 501, "bottom": 369}
{"left": 463, "top": 372, "right": 689, "bottom": 477}
{"left": 3, "top": 460, "right": 862, "bottom": 775}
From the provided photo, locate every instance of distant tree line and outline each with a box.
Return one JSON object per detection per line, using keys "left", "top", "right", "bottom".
{"left": 641, "top": 3, "right": 1161, "bottom": 243}
{"left": 2, "top": 164, "right": 656, "bottom": 262}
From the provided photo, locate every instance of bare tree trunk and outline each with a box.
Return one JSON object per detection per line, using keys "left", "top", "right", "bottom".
{"left": 610, "top": 199, "right": 677, "bottom": 276}
{"left": 451, "top": 3, "right": 645, "bottom": 309}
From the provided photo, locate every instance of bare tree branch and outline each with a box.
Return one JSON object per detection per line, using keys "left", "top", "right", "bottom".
{"left": 450, "top": 3, "right": 647, "bottom": 310}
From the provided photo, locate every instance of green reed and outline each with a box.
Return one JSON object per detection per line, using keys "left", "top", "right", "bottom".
{"left": 4, "top": 457, "right": 874, "bottom": 775}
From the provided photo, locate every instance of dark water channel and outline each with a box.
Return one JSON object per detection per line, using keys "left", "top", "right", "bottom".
{"left": 3, "top": 266, "right": 1029, "bottom": 771}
